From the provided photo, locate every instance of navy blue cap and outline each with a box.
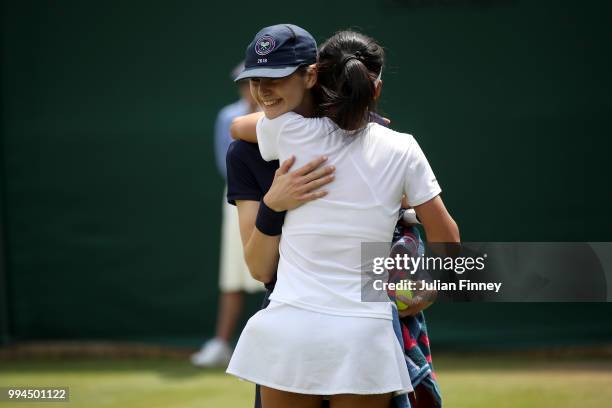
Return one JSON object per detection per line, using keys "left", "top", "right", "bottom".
{"left": 234, "top": 24, "right": 317, "bottom": 82}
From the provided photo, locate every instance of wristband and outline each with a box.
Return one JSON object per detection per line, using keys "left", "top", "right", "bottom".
{"left": 255, "top": 201, "right": 286, "bottom": 236}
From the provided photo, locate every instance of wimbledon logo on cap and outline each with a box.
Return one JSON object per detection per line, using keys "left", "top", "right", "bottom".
{"left": 254, "top": 35, "right": 276, "bottom": 56}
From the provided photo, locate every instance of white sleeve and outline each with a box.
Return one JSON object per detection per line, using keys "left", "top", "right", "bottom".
{"left": 256, "top": 112, "right": 303, "bottom": 162}
{"left": 404, "top": 138, "right": 442, "bottom": 207}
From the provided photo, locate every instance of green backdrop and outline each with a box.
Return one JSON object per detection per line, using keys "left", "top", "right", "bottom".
{"left": 1, "top": 0, "right": 611, "bottom": 349}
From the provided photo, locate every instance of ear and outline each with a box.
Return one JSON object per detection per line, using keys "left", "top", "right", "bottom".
{"left": 374, "top": 79, "right": 383, "bottom": 100}
{"left": 304, "top": 63, "right": 318, "bottom": 89}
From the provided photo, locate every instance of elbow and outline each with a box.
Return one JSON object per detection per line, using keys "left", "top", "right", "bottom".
{"left": 423, "top": 215, "right": 460, "bottom": 243}
{"left": 229, "top": 118, "right": 241, "bottom": 140}
{"left": 249, "top": 269, "right": 274, "bottom": 285}
{"left": 244, "top": 253, "right": 274, "bottom": 284}
{"left": 449, "top": 217, "right": 460, "bottom": 243}
{"left": 248, "top": 269, "right": 268, "bottom": 284}
{"left": 243, "top": 252, "right": 261, "bottom": 280}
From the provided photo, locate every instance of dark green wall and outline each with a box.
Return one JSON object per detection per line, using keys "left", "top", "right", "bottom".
{"left": 1, "top": 0, "right": 611, "bottom": 348}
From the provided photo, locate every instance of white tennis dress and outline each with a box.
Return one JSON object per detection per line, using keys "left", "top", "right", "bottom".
{"left": 226, "top": 112, "right": 441, "bottom": 395}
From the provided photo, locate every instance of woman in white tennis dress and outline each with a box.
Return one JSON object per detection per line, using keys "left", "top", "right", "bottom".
{"left": 227, "top": 26, "right": 459, "bottom": 408}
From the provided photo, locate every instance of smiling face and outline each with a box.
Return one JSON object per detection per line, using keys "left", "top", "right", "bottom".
{"left": 249, "top": 67, "right": 316, "bottom": 119}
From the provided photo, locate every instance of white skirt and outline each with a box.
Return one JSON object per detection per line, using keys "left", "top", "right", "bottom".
{"left": 226, "top": 300, "right": 413, "bottom": 396}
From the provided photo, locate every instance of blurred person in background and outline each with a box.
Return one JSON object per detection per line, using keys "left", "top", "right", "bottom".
{"left": 191, "top": 62, "right": 262, "bottom": 368}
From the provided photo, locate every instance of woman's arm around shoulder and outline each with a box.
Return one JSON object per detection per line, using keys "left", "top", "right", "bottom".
{"left": 230, "top": 112, "right": 263, "bottom": 143}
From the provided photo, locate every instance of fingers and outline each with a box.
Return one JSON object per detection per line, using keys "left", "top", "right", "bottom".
{"left": 277, "top": 155, "right": 296, "bottom": 175}
{"left": 297, "top": 166, "right": 336, "bottom": 191}
{"left": 396, "top": 294, "right": 413, "bottom": 305}
{"left": 298, "top": 174, "right": 335, "bottom": 194}
{"left": 297, "top": 190, "right": 328, "bottom": 202}
{"left": 278, "top": 155, "right": 334, "bottom": 206}
{"left": 294, "top": 156, "right": 328, "bottom": 176}
{"left": 397, "top": 297, "right": 420, "bottom": 318}
{"left": 397, "top": 295, "right": 433, "bottom": 318}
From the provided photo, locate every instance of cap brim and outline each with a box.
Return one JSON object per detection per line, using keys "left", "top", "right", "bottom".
{"left": 234, "top": 65, "right": 301, "bottom": 82}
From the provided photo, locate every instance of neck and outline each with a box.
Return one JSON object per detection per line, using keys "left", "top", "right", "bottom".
{"left": 293, "top": 92, "right": 315, "bottom": 118}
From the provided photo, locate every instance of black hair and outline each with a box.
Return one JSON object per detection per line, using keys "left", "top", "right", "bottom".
{"left": 315, "top": 31, "right": 384, "bottom": 131}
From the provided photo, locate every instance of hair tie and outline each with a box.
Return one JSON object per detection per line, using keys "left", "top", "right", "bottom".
{"left": 341, "top": 55, "right": 360, "bottom": 66}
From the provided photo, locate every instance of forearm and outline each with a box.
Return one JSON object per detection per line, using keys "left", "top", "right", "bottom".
{"left": 235, "top": 199, "right": 283, "bottom": 284}
{"left": 422, "top": 215, "right": 460, "bottom": 243}
{"left": 243, "top": 228, "right": 280, "bottom": 284}
{"left": 230, "top": 112, "right": 264, "bottom": 142}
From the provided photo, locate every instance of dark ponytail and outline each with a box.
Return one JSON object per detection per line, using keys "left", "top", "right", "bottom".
{"left": 315, "top": 31, "right": 384, "bottom": 131}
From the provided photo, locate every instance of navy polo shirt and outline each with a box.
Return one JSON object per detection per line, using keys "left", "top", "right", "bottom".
{"left": 226, "top": 140, "right": 279, "bottom": 205}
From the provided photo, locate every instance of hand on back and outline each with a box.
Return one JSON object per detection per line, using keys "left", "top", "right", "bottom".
{"left": 264, "top": 155, "right": 335, "bottom": 212}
